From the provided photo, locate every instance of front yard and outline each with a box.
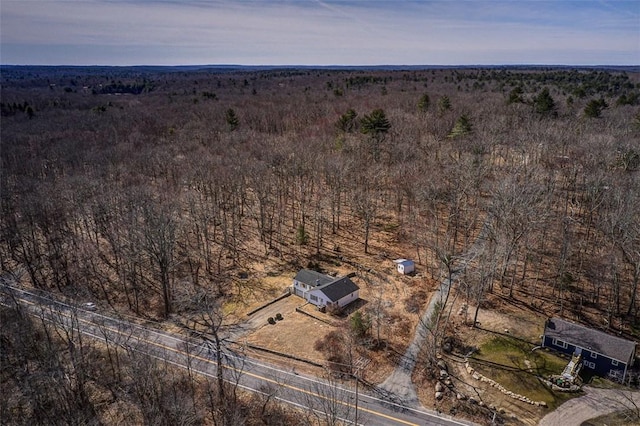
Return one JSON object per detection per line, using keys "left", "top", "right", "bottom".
{"left": 471, "top": 334, "right": 577, "bottom": 410}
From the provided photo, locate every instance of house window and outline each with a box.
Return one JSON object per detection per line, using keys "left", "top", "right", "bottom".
{"left": 584, "top": 361, "right": 596, "bottom": 369}
{"left": 611, "top": 359, "right": 619, "bottom": 366}
{"left": 310, "top": 295, "right": 318, "bottom": 302}
{"left": 591, "top": 352, "right": 597, "bottom": 359}
{"left": 553, "top": 338, "right": 568, "bottom": 349}
{"left": 609, "top": 370, "right": 624, "bottom": 382}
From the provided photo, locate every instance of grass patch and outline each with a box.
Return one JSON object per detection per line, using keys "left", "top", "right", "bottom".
{"left": 475, "top": 336, "right": 566, "bottom": 374}
{"left": 471, "top": 335, "right": 578, "bottom": 409}
{"left": 586, "top": 375, "right": 629, "bottom": 390}
{"left": 222, "top": 301, "right": 239, "bottom": 316}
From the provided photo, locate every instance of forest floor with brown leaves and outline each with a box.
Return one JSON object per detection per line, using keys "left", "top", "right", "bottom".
{"left": 211, "top": 212, "right": 586, "bottom": 425}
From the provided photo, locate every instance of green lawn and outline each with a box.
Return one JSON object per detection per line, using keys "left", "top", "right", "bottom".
{"left": 471, "top": 335, "right": 579, "bottom": 409}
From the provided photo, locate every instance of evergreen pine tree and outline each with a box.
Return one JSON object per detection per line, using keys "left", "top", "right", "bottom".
{"left": 533, "top": 88, "right": 557, "bottom": 117}
{"left": 225, "top": 108, "right": 239, "bottom": 131}
{"left": 507, "top": 86, "right": 524, "bottom": 104}
{"left": 360, "top": 109, "right": 391, "bottom": 162}
{"left": 336, "top": 108, "right": 358, "bottom": 133}
{"left": 437, "top": 95, "right": 451, "bottom": 115}
{"left": 448, "top": 114, "right": 473, "bottom": 138}
{"left": 417, "top": 93, "right": 430, "bottom": 112}
{"left": 584, "top": 98, "right": 608, "bottom": 118}
{"left": 360, "top": 109, "right": 391, "bottom": 135}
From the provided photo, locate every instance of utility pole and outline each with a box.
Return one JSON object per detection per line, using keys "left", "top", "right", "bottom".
{"left": 355, "top": 369, "right": 359, "bottom": 425}
{"left": 353, "top": 357, "right": 370, "bottom": 425}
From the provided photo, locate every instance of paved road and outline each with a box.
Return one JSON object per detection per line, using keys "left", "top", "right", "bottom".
{"left": 538, "top": 386, "right": 640, "bottom": 426}
{"left": 1, "top": 279, "right": 475, "bottom": 426}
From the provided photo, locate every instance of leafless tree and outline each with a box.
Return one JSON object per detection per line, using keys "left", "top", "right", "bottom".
{"left": 300, "top": 371, "right": 356, "bottom": 426}
{"left": 487, "top": 167, "right": 547, "bottom": 297}
{"left": 351, "top": 184, "right": 379, "bottom": 254}
{"left": 141, "top": 196, "right": 181, "bottom": 318}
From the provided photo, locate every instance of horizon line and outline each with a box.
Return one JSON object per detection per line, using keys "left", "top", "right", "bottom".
{"left": 2, "top": 63, "right": 638, "bottom": 69}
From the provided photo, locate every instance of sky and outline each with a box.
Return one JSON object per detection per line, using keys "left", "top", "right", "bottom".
{"left": 1, "top": 0, "right": 639, "bottom": 66}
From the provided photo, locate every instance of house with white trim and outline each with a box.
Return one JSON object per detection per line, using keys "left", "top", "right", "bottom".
{"left": 542, "top": 317, "right": 637, "bottom": 383}
{"left": 291, "top": 269, "right": 359, "bottom": 309}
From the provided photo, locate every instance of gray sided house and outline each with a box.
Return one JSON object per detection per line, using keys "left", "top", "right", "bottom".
{"left": 542, "top": 317, "right": 637, "bottom": 382}
{"left": 292, "top": 269, "right": 359, "bottom": 309}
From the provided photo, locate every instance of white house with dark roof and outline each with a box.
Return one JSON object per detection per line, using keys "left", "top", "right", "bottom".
{"left": 542, "top": 317, "right": 637, "bottom": 383}
{"left": 292, "top": 269, "right": 359, "bottom": 309}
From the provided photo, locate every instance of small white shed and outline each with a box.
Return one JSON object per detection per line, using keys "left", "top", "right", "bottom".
{"left": 393, "top": 259, "right": 415, "bottom": 275}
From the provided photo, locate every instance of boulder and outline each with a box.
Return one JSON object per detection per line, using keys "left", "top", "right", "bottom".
{"left": 435, "top": 391, "right": 444, "bottom": 400}
{"left": 456, "top": 393, "right": 466, "bottom": 400}
{"left": 437, "top": 360, "right": 448, "bottom": 372}
{"left": 435, "top": 382, "right": 444, "bottom": 392}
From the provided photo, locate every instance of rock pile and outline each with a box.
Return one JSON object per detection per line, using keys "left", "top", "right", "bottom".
{"left": 434, "top": 360, "right": 453, "bottom": 401}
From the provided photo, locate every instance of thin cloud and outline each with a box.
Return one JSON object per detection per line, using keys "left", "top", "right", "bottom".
{"left": 1, "top": 0, "right": 638, "bottom": 65}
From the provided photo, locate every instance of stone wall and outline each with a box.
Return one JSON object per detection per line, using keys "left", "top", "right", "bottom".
{"left": 465, "top": 361, "right": 548, "bottom": 407}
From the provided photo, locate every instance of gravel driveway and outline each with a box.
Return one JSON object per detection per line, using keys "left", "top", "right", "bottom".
{"left": 539, "top": 386, "right": 640, "bottom": 426}
{"left": 379, "top": 222, "right": 490, "bottom": 408}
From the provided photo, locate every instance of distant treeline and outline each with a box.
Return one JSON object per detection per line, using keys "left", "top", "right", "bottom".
{"left": 92, "top": 81, "right": 154, "bottom": 95}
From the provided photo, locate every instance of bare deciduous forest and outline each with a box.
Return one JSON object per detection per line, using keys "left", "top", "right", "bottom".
{"left": 1, "top": 66, "right": 639, "bottom": 424}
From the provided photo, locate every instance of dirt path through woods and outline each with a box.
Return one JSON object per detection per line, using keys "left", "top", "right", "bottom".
{"left": 379, "top": 222, "right": 490, "bottom": 407}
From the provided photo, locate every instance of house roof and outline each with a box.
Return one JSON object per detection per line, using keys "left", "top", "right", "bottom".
{"left": 315, "top": 276, "right": 359, "bottom": 302}
{"left": 544, "top": 317, "right": 637, "bottom": 363}
{"left": 294, "top": 269, "right": 334, "bottom": 287}
{"left": 393, "top": 258, "right": 414, "bottom": 265}
{"left": 295, "top": 269, "right": 359, "bottom": 302}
